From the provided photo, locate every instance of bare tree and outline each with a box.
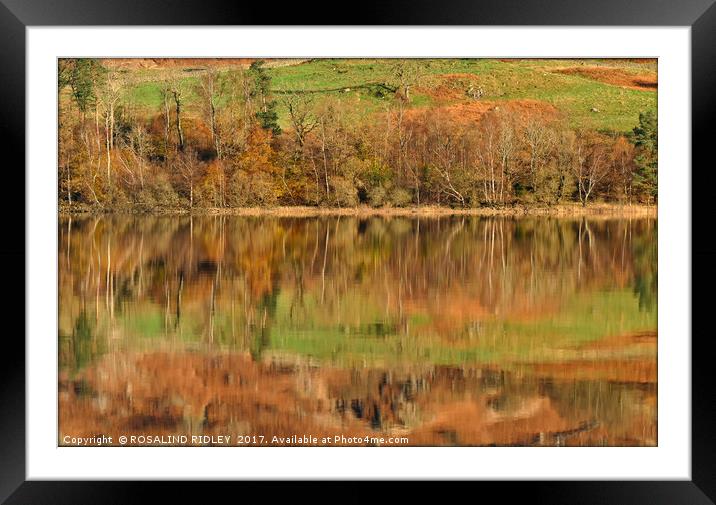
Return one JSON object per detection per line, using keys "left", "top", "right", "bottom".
{"left": 554, "top": 130, "right": 576, "bottom": 204}
{"left": 496, "top": 117, "right": 516, "bottom": 204}
{"left": 395, "top": 102, "right": 419, "bottom": 204}
{"left": 160, "top": 72, "right": 186, "bottom": 153}
{"left": 173, "top": 87, "right": 185, "bottom": 152}
{"left": 524, "top": 118, "right": 556, "bottom": 199}
{"left": 313, "top": 100, "right": 341, "bottom": 201}
{"left": 388, "top": 60, "right": 425, "bottom": 103}
{"left": 573, "top": 134, "right": 610, "bottom": 206}
{"left": 97, "top": 70, "right": 123, "bottom": 186}
{"left": 214, "top": 68, "right": 253, "bottom": 160}
{"left": 177, "top": 150, "right": 201, "bottom": 209}
{"left": 197, "top": 70, "right": 222, "bottom": 159}
{"left": 475, "top": 123, "right": 498, "bottom": 204}
{"left": 161, "top": 80, "right": 172, "bottom": 160}
{"left": 282, "top": 92, "right": 318, "bottom": 149}
{"left": 431, "top": 135, "right": 466, "bottom": 207}
{"left": 128, "top": 123, "right": 149, "bottom": 190}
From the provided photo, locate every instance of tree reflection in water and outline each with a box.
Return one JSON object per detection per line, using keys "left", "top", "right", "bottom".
{"left": 58, "top": 215, "right": 657, "bottom": 446}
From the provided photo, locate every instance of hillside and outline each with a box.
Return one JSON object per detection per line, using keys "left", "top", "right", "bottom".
{"left": 112, "top": 58, "right": 656, "bottom": 134}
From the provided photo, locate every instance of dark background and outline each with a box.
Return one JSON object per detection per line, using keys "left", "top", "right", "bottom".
{"left": 1, "top": 0, "right": 714, "bottom": 503}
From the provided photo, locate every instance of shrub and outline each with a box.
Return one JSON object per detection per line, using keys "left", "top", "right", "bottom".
{"left": 250, "top": 172, "right": 278, "bottom": 206}
{"left": 226, "top": 170, "right": 251, "bottom": 207}
{"left": 389, "top": 187, "right": 413, "bottom": 207}
{"left": 302, "top": 182, "right": 325, "bottom": 206}
{"left": 331, "top": 176, "right": 359, "bottom": 207}
{"left": 109, "top": 189, "right": 131, "bottom": 209}
{"left": 134, "top": 189, "right": 156, "bottom": 209}
{"left": 144, "top": 179, "right": 181, "bottom": 208}
{"left": 226, "top": 170, "right": 278, "bottom": 207}
{"left": 367, "top": 185, "right": 387, "bottom": 207}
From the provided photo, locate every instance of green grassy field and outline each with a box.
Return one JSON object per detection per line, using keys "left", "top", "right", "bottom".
{"left": 64, "top": 286, "right": 654, "bottom": 373}
{"left": 118, "top": 58, "right": 657, "bottom": 134}
{"left": 264, "top": 288, "right": 657, "bottom": 367}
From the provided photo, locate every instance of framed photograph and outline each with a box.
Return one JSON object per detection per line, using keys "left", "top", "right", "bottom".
{"left": 3, "top": 0, "right": 714, "bottom": 502}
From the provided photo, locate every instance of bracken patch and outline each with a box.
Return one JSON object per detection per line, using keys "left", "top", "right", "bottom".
{"left": 551, "top": 66, "right": 657, "bottom": 91}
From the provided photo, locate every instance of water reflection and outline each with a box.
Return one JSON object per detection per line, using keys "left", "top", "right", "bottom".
{"left": 58, "top": 215, "right": 657, "bottom": 446}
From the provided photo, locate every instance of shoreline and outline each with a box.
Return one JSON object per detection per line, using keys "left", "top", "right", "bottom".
{"left": 59, "top": 203, "right": 657, "bottom": 218}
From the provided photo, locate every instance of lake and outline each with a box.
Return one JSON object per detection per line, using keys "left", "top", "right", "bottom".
{"left": 58, "top": 214, "right": 657, "bottom": 446}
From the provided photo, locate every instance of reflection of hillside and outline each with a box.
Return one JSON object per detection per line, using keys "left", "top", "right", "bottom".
{"left": 59, "top": 350, "right": 655, "bottom": 447}
{"left": 58, "top": 215, "right": 656, "bottom": 446}
{"left": 59, "top": 215, "right": 657, "bottom": 358}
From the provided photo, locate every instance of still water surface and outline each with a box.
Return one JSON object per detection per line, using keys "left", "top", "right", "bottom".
{"left": 59, "top": 215, "right": 657, "bottom": 446}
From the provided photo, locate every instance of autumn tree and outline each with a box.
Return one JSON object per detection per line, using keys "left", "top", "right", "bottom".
{"left": 231, "top": 128, "right": 281, "bottom": 206}
{"left": 632, "top": 110, "right": 657, "bottom": 203}
{"left": 177, "top": 149, "right": 202, "bottom": 208}
{"left": 282, "top": 92, "right": 318, "bottom": 149}
{"left": 161, "top": 72, "right": 187, "bottom": 154}
{"left": 428, "top": 115, "right": 467, "bottom": 207}
{"left": 58, "top": 59, "right": 108, "bottom": 207}
{"left": 611, "top": 136, "right": 636, "bottom": 203}
{"left": 387, "top": 59, "right": 426, "bottom": 103}
{"left": 63, "top": 58, "right": 106, "bottom": 116}
{"left": 248, "top": 60, "right": 281, "bottom": 135}
{"left": 572, "top": 132, "right": 610, "bottom": 206}
{"left": 196, "top": 70, "right": 223, "bottom": 159}
{"left": 215, "top": 68, "right": 255, "bottom": 161}
{"left": 474, "top": 115, "right": 499, "bottom": 204}
{"left": 553, "top": 130, "right": 577, "bottom": 204}
{"left": 97, "top": 69, "right": 123, "bottom": 187}
{"left": 523, "top": 117, "right": 556, "bottom": 201}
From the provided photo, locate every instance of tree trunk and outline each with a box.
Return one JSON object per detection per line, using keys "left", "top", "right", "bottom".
{"left": 321, "top": 121, "right": 329, "bottom": 200}
{"left": 210, "top": 100, "right": 221, "bottom": 159}
{"left": 95, "top": 104, "right": 101, "bottom": 172}
{"left": 173, "top": 91, "right": 184, "bottom": 151}
{"left": 164, "top": 91, "right": 171, "bottom": 160}
{"left": 105, "top": 112, "right": 111, "bottom": 186}
{"left": 109, "top": 101, "right": 115, "bottom": 150}
{"left": 67, "top": 165, "right": 71, "bottom": 206}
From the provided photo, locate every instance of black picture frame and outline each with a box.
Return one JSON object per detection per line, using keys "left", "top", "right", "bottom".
{"left": 2, "top": 1, "right": 714, "bottom": 502}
